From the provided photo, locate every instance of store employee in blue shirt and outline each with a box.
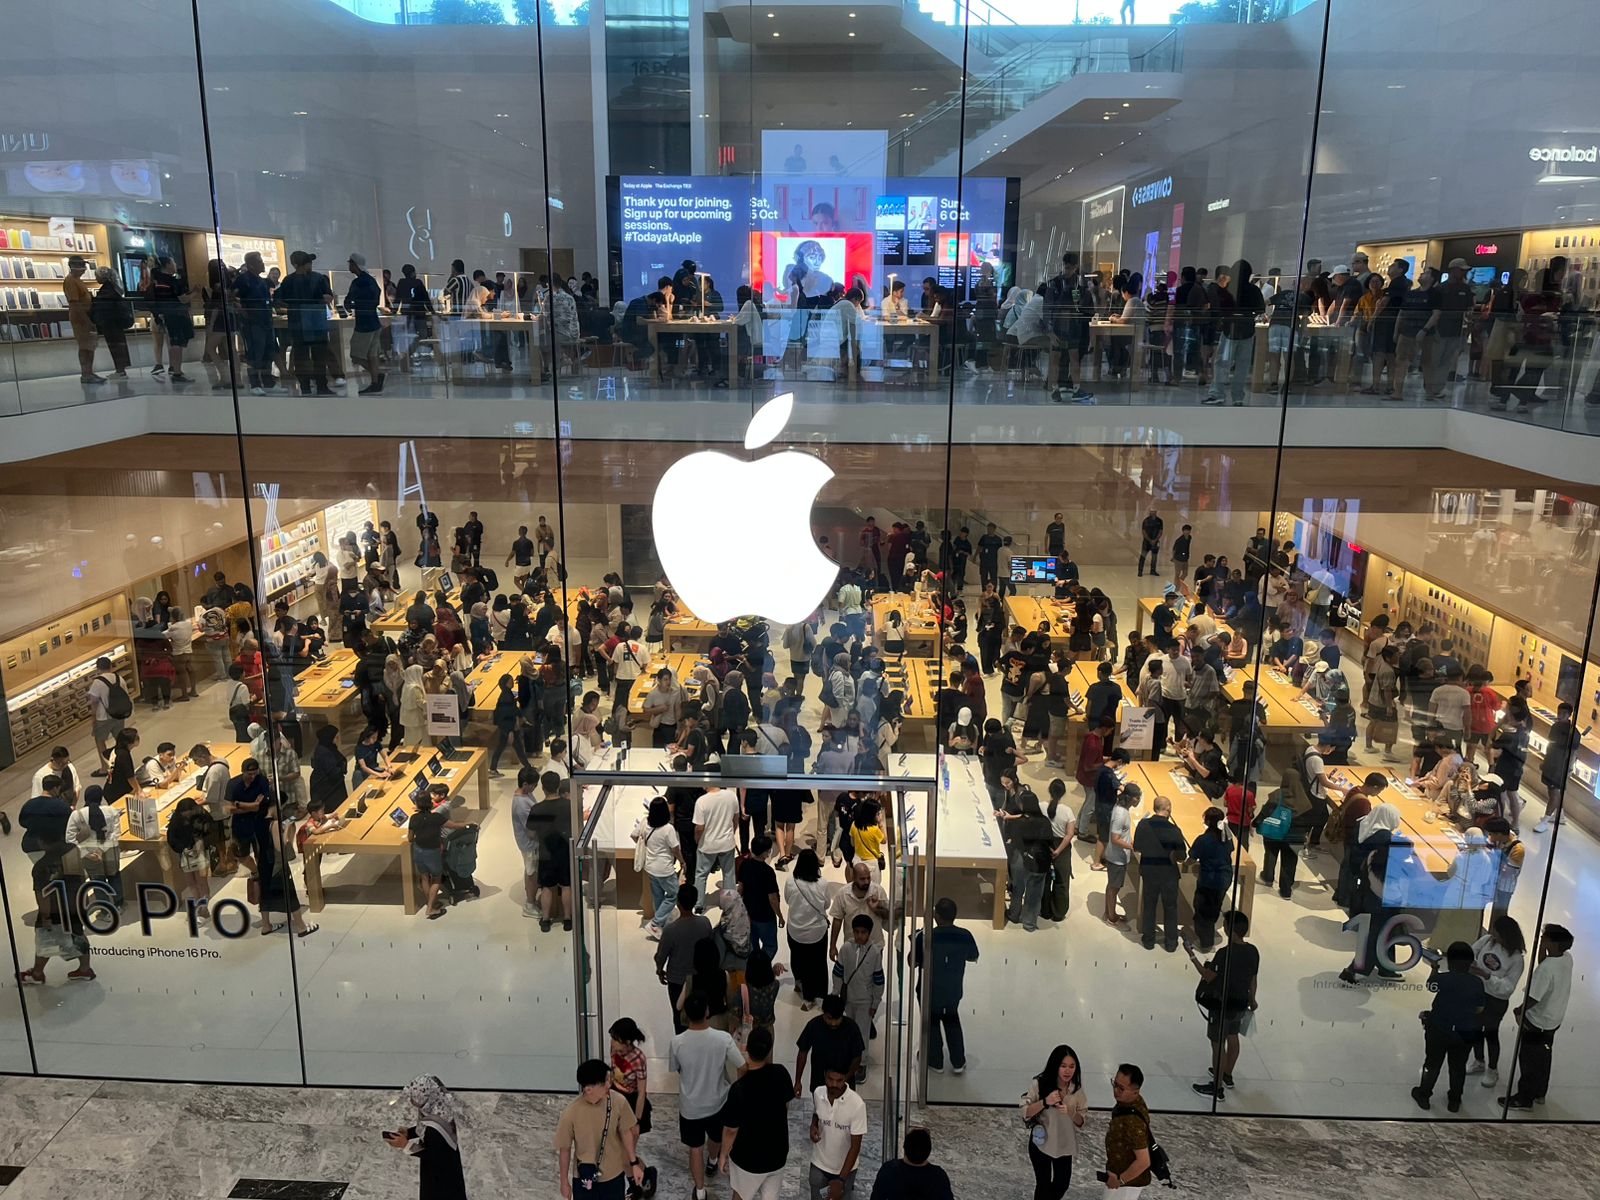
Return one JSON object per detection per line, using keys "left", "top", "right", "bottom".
{"left": 911, "top": 898, "right": 980, "bottom": 1073}
{"left": 345, "top": 252, "right": 385, "bottom": 395}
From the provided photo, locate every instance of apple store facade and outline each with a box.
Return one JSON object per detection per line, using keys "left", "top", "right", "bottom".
{"left": 3, "top": 0, "right": 1600, "bottom": 1137}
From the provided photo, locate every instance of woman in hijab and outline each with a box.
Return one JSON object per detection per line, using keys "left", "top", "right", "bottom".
{"left": 309, "top": 724, "right": 348, "bottom": 812}
{"left": 1339, "top": 803, "right": 1410, "bottom": 985}
{"left": 399, "top": 664, "right": 431, "bottom": 748}
{"left": 383, "top": 653, "right": 407, "bottom": 749}
{"left": 385, "top": 1074, "right": 467, "bottom": 1200}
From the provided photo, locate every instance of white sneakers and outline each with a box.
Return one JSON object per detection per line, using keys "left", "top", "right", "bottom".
{"left": 1534, "top": 819, "right": 1554, "bottom": 833}
{"left": 1481, "top": 1068, "right": 1499, "bottom": 1088}
{"left": 521, "top": 902, "right": 538, "bottom": 918}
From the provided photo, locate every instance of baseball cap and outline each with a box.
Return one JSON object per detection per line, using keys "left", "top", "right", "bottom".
{"left": 289, "top": 250, "right": 316, "bottom": 266}
{"left": 1313, "top": 661, "right": 1329, "bottom": 674}
{"left": 1448, "top": 257, "right": 1468, "bottom": 269}
{"left": 348, "top": 251, "right": 367, "bottom": 267}
{"left": 1332, "top": 264, "right": 1351, "bottom": 276}
{"left": 1163, "top": 583, "right": 1177, "bottom": 596}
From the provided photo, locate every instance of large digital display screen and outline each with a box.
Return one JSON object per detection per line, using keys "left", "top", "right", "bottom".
{"left": 609, "top": 174, "right": 1018, "bottom": 304}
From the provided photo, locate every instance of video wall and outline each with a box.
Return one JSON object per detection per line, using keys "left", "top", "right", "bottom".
{"left": 608, "top": 174, "right": 1019, "bottom": 306}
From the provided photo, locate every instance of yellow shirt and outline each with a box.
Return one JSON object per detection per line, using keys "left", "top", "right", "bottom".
{"left": 64, "top": 273, "right": 94, "bottom": 333}
{"left": 852, "top": 823, "right": 885, "bottom": 863}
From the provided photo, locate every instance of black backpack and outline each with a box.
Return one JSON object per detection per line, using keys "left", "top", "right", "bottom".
{"left": 101, "top": 673, "right": 134, "bottom": 720}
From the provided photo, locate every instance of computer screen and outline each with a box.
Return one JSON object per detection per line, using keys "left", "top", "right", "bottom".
{"left": 1009, "top": 555, "right": 1059, "bottom": 583}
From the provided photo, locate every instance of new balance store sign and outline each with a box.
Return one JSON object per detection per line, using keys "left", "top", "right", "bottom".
{"left": 1528, "top": 145, "right": 1598, "bottom": 162}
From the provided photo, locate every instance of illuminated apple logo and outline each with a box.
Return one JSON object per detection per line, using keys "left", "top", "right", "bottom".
{"left": 652, "top": 393, "right": 834, "bottom": 624}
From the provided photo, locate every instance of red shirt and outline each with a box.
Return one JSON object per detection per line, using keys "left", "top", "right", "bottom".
{"left": 1468, "top": 685, "right": 1501, "bottom": 736}
{"left": 1224, "top": 784, "right": 1256, "bottom": 828}
{"left": 1077, "top": 731, "right": 1106, "bottom": 787}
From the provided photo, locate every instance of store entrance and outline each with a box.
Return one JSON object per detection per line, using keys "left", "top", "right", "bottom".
{"left": 572, "top": 756, "right": 934, "bottom": 1150}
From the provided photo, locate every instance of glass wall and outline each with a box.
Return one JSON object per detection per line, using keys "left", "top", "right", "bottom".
{"left": 0, "top": 0, "right": 1597, "bottom": 1139}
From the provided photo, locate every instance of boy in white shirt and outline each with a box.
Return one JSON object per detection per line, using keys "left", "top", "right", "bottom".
{"left": 1502, "top": 923, "right": 1575, "bottom": 1109}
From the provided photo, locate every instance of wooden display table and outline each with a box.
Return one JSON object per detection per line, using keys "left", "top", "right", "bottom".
{"left": 300, "top": 745, "right": 489, "bottom": 914}
{"left": 1323, "top": 766, "right": 1458, "bottom": 878}
{"left": 877, "top": 656, "right": 940, "bottom": 750}
{"left": 626, "top": 652, "right": 710, "bottom": 717}
{"left": 643, "top": 316, "right": 736, "bottom": 383}
{"left": 1124, "top": 760, "right": 1256, "bottom": 922}
{"left": 1087, "top": 320, "right": 1146, "bottom": 386}
{"left": 663, "top": 606, "right": 718, "bottom": 653}
{"left": 868, "top": 592, "right": 941, "bottom": 651}
{"left": 115, "top": 743, "right": 251, "bottom": 891}
{"left": 1005, "top": 594, "right": 1076, "bottom": 639}
{"left": 294, "top": 650, "right": 363, "bottom": 717}
{"left": 464, "top": 650, "right": 544, "bottom": 720}
{"left": 372, "top": 584, "right": 461, "bottom": 636}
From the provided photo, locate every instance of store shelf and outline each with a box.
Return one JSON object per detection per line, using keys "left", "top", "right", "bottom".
{"left": 261, "top": 515, "right": 324, "bottom": 599}
{"left": 6, "top": 643, "right": 132, "bottom": 759}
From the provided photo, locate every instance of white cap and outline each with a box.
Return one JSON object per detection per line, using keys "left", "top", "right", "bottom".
{"left": 1313, "top": 661, "right": 1329, "bottom": 674}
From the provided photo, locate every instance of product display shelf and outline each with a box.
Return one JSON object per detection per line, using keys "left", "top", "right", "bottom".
{"left": 260, "top": 517, "right": 324, "bottom": 601}
{"left": 5, "top": 642, "right": 132, "bottom": 759}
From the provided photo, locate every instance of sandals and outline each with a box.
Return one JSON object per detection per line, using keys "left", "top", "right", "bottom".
{"left": 296, "top": 924, "right": 319, "bottom": 938}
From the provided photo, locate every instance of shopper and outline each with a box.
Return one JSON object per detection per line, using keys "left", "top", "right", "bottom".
{"left": 831, "top": 914, "right": 884, "bottom": 1083}
{"left": 1020, "top": 1044, "right": 1088, "bottom": 1200}
{"left": 345, "top": 252, "right": 386, "bottom": 393}
{"left": 912, "top": 897, "right": 979, "bottom": 1074}
{"left": 1501, "top": 923, "right": 1575, "bottom": 1110}
{"left": 1103, "top": 1065, "right": 1154, "bottom": 1197}
{"left": 384, "top": 1074, "right": 467, "bottom": 1200}
{"left": 655, "top": 884, "right": 713, "bottom": 1035}
{"left": 1133, "top": 794, "right": 1187, "bottom": 951}
{"left": 669, "top": 993, "right": 746, "bottom": 1200}
{"left": 1187, "top": 910, "right": 1259, "bottom": 1100}
{"left": 868, "top": 1128, "right": 953, "bottom": 1200}
{"left": 633, "top": 796, "right": 684, "bottom": 940}
{"left": 1187, "top": 806, "right": 1233, "bottom": 949}
{"left": 88, "top": 266, "right": 133, "bottom": 378}
{"left": 234, "top": 250, "right": 278, "bottom": 393}
{"left": 794, "top": 994, "right": 866, "bottom": 1096}
{"left": 146, "top": 256, "right": 196, "bottom": 381}
{"left": 555, "top": 1059, "right": 645, "bottom": 1200}
{"left": 1410, "top": 941, "right": 1485, "bottom": 1113}
{"left": 739, "top": 834, "right": 783, "bottom": 960}
{"left": 276, "top": 250, "right": 338, "bottom": 396}
{"left": 1101, "top": 781, "right": 1140, "bottom": 925}
{"left": 1467, "top": 914, "right": 1526, "bottom": 1089}
{"left": 693, "top": 783, "right": 739, "bottom": 907}
{"left": 784, "top": 848, "right": 831, "bottom": 1010}
{"left": 720, "top": 1026, "right": 793, "bottom": 1200}
{"left": 809, "top": 1065, "right": 868, "bottom": 1200}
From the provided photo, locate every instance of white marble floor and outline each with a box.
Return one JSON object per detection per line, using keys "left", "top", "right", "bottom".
{"left": 0, "top": 1074, "right": 1585, "bottom": 1200}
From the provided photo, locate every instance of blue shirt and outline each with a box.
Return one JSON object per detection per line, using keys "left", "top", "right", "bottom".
{"left": 233, "top": 270, "right": 272, "bottom": 319}
{"left": 1189, "top": 829, "right": 1234, "bottom": 890}
{"left": 913, "top": 924, "right": 980, "bottom": 1009}
{"left": 225, "top": 774, "right": 275, "bottom": 838}
{"left": 275, "top": 269, "right": 332, "bottom": 339}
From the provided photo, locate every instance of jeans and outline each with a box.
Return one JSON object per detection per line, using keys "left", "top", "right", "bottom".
{"left": 694, "top": 848, "right": 736, "bottom": 903}
{"left": 750, "top": 918, "right": 779, "bottom": 961}
{"left": 1028, "top": 1142, "right": 1074, "bottom": 1200}
{"left": 289, "top": 336, "right": 335, "bottom": 392}
{"left": 844, "top": 612, "right": 867, "bottom": 642}
{"left": 1137, "top": 542, "right": 1159, "bottom": 574}
{"left": 1193, "top": 883, "right": 1224, "bottom": 949}
{"left": 648, "top": 872, "right": 677, "bottom": 927}
{"left": 1475, "top": 995, "right": 1510, "bottom": 1069}
{"left": 1419, "top": 1026, "right": 1472, "bottom": 1103}
{"left": 1210, "top": 334, "right": 1254, "bottom": 403}
{"left": 808, "top": 1165, "right": 858, "bottom": 1200}
{"left": 1008, "top": 867, "right": 1046, "bottom": 930}
{"left": 1139, "top": 863, "right": 1180, "bottom": 948}
{"left": 1510, "top": 1018, "right": 1557, "bottom": 1102}
{"left": 1428, "top": 333, "right": 1464, "bottom": 396}
{"left": 927, "top": 1004, "right": 967, "bottom": 1069}
{"left": 1260, "top": 839, "right": 1298, "bottom": 894}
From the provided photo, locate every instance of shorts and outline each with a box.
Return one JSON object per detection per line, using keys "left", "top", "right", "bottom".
{"left": 93, "top": 717, "right": 124, "bottom": 744}
{"left": 179, "top": 846, "right": 208, "bottom": 874}
{"left": 412, "top": 845, "right": 444, "bottom": 876}
{"left": 1201, "top": 325, "right": 1220, "bottom": 347}
{"left": 521, "top": 846, "right": 539, "bottom": 875}
{"left": 539, "top": 853, "right": 572, "bottom": 889}
{"left": 729, "top": 1163, "right": 782, "bottom": 1200}
{"left": 1104, "top": 860, "right": 1128, "bottom": 891}
{"left": 1095, "top": 807, "right": 1113, "bottom": 843}
{"left": 678, "top": 1108, "right": 726, "bottom": 1148}
{"left": 348, "top": 329, "right": 381, "bottom": 362}
{"left": 1466, "top": 730, "right": 1491, "bottom": 746}
{"left": 1062, "top": 323, "right": 1090, "bottom": 353}
{"left": 1048, "top": 712, "right": 1068, "bottom": 739}
{"left": 1267, "top": 326, "right": 1292, "bottom": 354}
{"left": 1206, "top": 1010, "right": 1244, "bottom": 1040}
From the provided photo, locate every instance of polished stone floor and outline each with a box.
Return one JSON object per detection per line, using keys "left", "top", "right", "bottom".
{"left": 0, "top": 1074, "right": 1589, "bottom": 1200}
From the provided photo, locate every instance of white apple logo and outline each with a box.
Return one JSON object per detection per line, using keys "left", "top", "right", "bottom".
{"left": 652, "top": 393, "right": 835, "bottom": 625}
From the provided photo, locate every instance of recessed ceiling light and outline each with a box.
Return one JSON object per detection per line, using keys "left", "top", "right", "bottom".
{"left": 292, "top": 110, "right": 308, "bottom": 116}
{"left": 848, "top": 30, "right": 855, "bottom": 35}
{"left": 496, "top": 112, "right": 510, "bottom": 117}
{"left": 1121, "top": 102, "right": 1130, "bottom": 108}
{"left": 772, "top": 30, "right": 779, "bottom": 36}
{"left": 446, "top": 87, "right": 463, "bottom": 93}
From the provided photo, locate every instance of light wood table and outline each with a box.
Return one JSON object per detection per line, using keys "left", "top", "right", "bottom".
{"left": 115, "top": 743, "right": 251, "bottom": 891}
{"left": 293, "top": 650, "right": 363, "bottom": 717}
{"left": 663, "top": 605, "right": 717, "bottom": 653}
{"left": 1125, "top": 760, "right": 1257, "bottom": 922}
{"left": 862, "top": 317, "right": 940, "bottom": 383}
{"left": 464, "top": 650, "right": 543, "bottom": 720}
{"left": 869, "top": 592, "right": 941, "bottom": 651}
{"left": 373, "top": 585, "right": 460, "bottom": 636}
{"left": 626, "top": 652, "right": 710, "bottom": 718}
{"left": 1088, "top": 320, "right": 1145, "bottom": 386}
{"left": 301, "top": 744, "right": 489, "bottom": 914}
{"left": 1006, "top": 595, "right": 1076, "bottom": 640}
{"left": 644, "top": 317, "right": 736, "bottom": 383}
{"left": 878, "top": 656, "right": 941, "bottom": 751}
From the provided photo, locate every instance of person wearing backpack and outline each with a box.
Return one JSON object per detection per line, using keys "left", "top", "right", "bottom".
{"left": 86, "top": 658, "right": 132, "bottom": 778}
{"left": 1103, "top": 1065, "right": 1155, "bottom": 1196}
{"left": 1253, "top": 746, "right": 1314, "bottom": 900}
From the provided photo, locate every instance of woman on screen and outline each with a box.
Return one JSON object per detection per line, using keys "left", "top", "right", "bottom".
{"left": 785, "top": 240, "right": 834, "bottom": 308}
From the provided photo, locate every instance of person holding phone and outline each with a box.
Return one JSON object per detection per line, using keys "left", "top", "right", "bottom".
{"left": 1185, "top": 910, "right": 1259, "bottom": 1100}
{"left": 1020, "top": 1044, "right": 1088, "bottom": 1200}
{"left": 385, "top": 1074, "right": 468, "bottom": 1200}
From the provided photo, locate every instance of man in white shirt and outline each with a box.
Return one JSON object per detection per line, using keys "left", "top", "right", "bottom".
{"left": 827, "top": 862, "right": 890, "bottom": 959}
{"left": 1503, "top": 923, "right": 1575, "bottom": 1109}
{"left": 32, "top": 746, "right": 81, "bottom": 805}
{"left": 166, "top": 611, "right": 199, "bottom": 700}
{"left": 669, "top": 994, "right": 746, "bottom": 1200}
{"left": 837, "top": 580, "right": 864, "bottom": 641}
{"left": 1158, "top": 645, "right": 1193, "bottom": 742}
{"left": 692, "top": 784, "right": 739, "bottom": 907}
{"left": 610, "top": 625, "right": 646, "bottom": 716}
{"left": 1186, "top": 608, "right": 1218, "bottom": 647}
{"left": 810, "top": 1067, "right": 868, "bottom": 1200}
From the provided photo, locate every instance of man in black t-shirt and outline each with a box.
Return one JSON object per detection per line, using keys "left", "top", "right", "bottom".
{"left": 976, "top": 524, "right": 1004, "bottom": 589}
{"left": 1412, "top": 941, "right": 1485, "bottom": 1113}
{"left": 739, "top": 835, "right": 782, "bottom": 961}
{"left": 1372, "top": 258, "right": 1411, "bottom": 397}
{"left": 1188, "top": 910, "right": 1260, "bottom": 1100}
{"left": 998, "top": 635, "right": 1039, "bottom": 725}
{"left": 723, "top": 1027, "right": 793, "bottom": 1196}
{"left": 1170, "top": 524, "right": 1193, "bottom": 584}
{"left": 1392, "top": 265, "right": 1440, "bottom": 401}
{"left": 794, "top": 995, "right": 866, "bottom": 1093}
{"left": 1137, "top": 509, "right": 1164, "bottom": 576}
{"left": 1427, "top": 259, "right": 1476, "bottom": 401}
{"left": 507, "top": 525, "right": 536, "bottom": 587}
{"left": 1045, "top": 513, "right": 1066, "bottom": 557}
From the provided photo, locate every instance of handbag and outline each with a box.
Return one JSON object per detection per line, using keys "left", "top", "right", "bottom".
{"left": 576, "top": 1094, "right": 612, "bottom": 1190}
{"left": 1256, "top": 801, "right": 1294, "bottom": 841}
{"left": 633, "top": 825, "right": 653, "bottom": 872}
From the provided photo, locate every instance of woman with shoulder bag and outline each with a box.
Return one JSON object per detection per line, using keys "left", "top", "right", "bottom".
{"left": 166, "top": 796, "right": 214, "bottom": 916}
{"left": 67, "top": 785, "right": 123, "bottom": 907}
{"left": 1020, "top": 1044, "right": 1089, "bottom": 1200}
{"left": 631, "top": 797, "right": 682, "bottom": 940}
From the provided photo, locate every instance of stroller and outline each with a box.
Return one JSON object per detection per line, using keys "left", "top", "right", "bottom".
{"left": 440, "top": 824, "right": 482, "bottom": 904}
